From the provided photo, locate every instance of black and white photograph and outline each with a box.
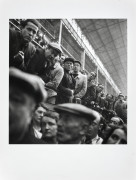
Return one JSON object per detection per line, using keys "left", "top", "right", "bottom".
{"left": 9, "top": 19, "right": 127, "bottom": 144}
{"left": 0, "top": 0, "right": 136, "bottom": 180}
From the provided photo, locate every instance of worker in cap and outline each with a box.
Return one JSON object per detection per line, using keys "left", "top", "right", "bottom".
{"left": 56, "top": 57, "right": 76, "bottom": 104}
{"left": 54, "top": 103, "right": 100, "bottom": 144}
{"left": 9, "top": 67, "right": 47, "bottom": 143}
{"left": 26, "top": 42, "right": 62, "bottom": 76}
{"left": 63, "top": 57, "right": 75, "bottom": 64}
{"left": 48, "top": 42, "right": 63, "bottom": 57}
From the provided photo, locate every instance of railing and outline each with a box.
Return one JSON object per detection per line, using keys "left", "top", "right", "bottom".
{"left": 61, "top": 38, "right": 81, "bottom": 61}
{"left": 9, "top": 21, "right": 43, "bottom": 49}
{"left": 38, "top": 19, "right": 55, "bottom": 39}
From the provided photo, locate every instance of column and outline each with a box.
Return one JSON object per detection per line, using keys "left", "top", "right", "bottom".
{"left": 96, "top": 67, "right": 99, "bottom": 85}
{"left": 81, "top": 49, "right": 85, "bottom": 70}
{"left": 105, "top": 79, "right": 107, "bottom": 94}
{"left": 58, "top": 20, "right": 63, "bottom": 45}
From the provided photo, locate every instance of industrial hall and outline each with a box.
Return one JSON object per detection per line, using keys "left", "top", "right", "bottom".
{"left": 9, "top": 19, "right": 127, "bottom": 144}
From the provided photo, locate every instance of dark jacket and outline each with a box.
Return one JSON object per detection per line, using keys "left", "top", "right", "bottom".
{"left": 56, "top": 69, "right": 76, "bottom": 104}
{"left": 9, "top": 28, "right": 36, "bottom": 71}
{"left": 26, "top": 48, "right": 49, "bottom": 75}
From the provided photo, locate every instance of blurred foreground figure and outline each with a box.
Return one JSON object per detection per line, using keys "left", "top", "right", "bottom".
{"left": 54, "top": 103, "right": 100, "bottom": 144}
{"left": 9, "top": 68, "right": 47, "bottom": 144}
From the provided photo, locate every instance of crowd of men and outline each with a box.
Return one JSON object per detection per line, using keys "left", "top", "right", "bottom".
{"left": 9, "top": 19, "right": 127, "bottom": 144}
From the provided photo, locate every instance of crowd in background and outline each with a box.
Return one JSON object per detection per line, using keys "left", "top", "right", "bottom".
{"left": 9, "top": 19, "right": 127, "bottom": 144}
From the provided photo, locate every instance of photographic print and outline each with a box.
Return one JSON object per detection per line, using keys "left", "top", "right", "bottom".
{"left": 9, "top": 19, "right": 127, "bottom": 145}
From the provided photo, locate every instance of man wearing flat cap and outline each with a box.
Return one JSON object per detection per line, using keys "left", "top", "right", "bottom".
{"left": 72, "top": 60, "right": 87, "bottom": 103}
{"left": 56, "top": 58, "right": 76, "bottom": 104}
{"left": 26, "top": 42, "right": 62, "bottom": 75}
{"left": 54, "top": 103, "right": 100, "bottom": 144}
{"left": 9, "top": 67, "right": 47, "bottom": 144}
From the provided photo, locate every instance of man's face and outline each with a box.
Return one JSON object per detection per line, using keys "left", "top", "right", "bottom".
{"left": 64, "top": 61, "right": 73, "bottom": 71}
{"left": 21, "top": 22, "right": 38, "bottom": 43}
{"left": 108, "top": 117, "right": 120, "bottom": 128}
{"left": 89, "top": 72, "right": 96, "bottom": 81}
{"left": 118, "top": 95, "right": 124, "bottom": 101}
{"left": 73, "top": 63, "right": 81, "bottom": 73}
{"left": 44, "top": 47, "right": 60, "bottom": 62}
{"left": 9, "top": 86, "right": 36, "bottom": 142}
{"left": 97, "top": 85, "right": 104, "bottom": 93}
{"left": 86, "top": 118, "right": 100, "bottom": 139}
{"left": 107, "top": 129, "right": 127, "bottom": 144}
{"left": 57, "top": 113, "right": 87, "bottom": 143}
{"left": 33, "top": 106, "right": 46, "bottom": 123}
{"left": 41, "top": 116, "right": 57, "bottom": 138}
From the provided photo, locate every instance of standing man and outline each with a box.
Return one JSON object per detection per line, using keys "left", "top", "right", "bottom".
{"left": 9, "top": 68, "right": 47, "bottom": 144}
{"left": 72, "top": 60, "right": 87, "bottom": 103}
{"left": 54, "top": 103, "right": 100, "bottom": 144}
{"left": 9, "top": 19, "right": 40, "bottom": 70}
{"left": 56, "top": 58, "right": 76, "bottom": 104}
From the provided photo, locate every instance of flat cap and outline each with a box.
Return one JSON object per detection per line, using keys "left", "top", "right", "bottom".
{"left": 74, "top": 60, "right": 81, "bottom": 66}
{"left": 54, "top": 103, "right": 100, "bottom": 123}
{"left": 118, "top": 93, "right": 124, "bottom": 97}
{"left": 64, "top": 57, "right": 75, "bottom": 64}
{"left": 9, "top": 68, "right": 47, "bottom": 103}
{"left": 49, "top": 42, "right": 63, "bottom": 54}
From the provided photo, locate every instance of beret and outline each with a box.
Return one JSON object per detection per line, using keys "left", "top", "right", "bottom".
{"left": 74, "top": 60, "right": 81, "bottom": 66}
{"left": 64, "top": 57, "right": 75, "bottom": 64}
{"left": 9, "top": 67, "right": 47, "bottom": 103}
{"left": 49, "top": 42, "right": 63, "bottom": 54}
{"left": 54, "top": 103, "right": 100, "bottom": 123}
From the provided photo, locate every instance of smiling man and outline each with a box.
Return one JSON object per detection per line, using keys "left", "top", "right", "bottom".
{"left": 9, "top": 19, "right": 40, "bottom": 70}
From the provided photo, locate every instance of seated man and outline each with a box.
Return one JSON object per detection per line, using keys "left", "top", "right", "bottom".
{"left": 56, "top": 58, "right": 76, "bottom": 104}
{"left": 72, "top": 60, "right": 87, "bottom": 103}
{"left": 54, "top": 103, "right": 100, "bottom": 144}
{"left": 9, "top": 19, "right": 40, "bottom": 70}
{"left": 9, "top": 67, "right": 47, "bottom": 144}
{"left": 41, "top": 111, "right": 59, "bottom": 144}
{"left": 84, "top": 114, "right": 103, "bottom": 144}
